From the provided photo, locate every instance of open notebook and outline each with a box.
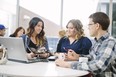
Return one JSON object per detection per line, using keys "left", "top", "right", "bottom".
{"left": 0, "top": 37, "right": 48, "bottom": 63}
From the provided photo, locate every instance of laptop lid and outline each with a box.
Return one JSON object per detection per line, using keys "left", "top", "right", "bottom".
{"left": 0, "top": 37, "right": 29, "bottom": 63}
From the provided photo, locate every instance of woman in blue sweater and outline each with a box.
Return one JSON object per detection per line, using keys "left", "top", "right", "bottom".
{"left": 56, "top": 19, "right": 92, "bottom": 61}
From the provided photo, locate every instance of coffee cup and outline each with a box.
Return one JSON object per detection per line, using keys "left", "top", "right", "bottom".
{"left": 79, "top": 57, "right": 88, "bottom": 63}
{"left": 58, "top": 53, "right": 65, "bottom": 60}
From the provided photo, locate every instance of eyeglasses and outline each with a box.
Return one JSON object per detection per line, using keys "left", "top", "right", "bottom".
{"left": 88, "top": 23, "right": 96, "bottom": 27}
{"left": 88, "top": 23, "right": 95, "bottom": 26}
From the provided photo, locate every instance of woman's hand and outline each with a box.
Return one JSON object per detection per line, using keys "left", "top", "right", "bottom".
{"left": 39, "top": 53, "right": 50, "bottom": 58}
{"left": 27, "top": 52, "right": 36, "bottom": 59}
{"left": 54, "top": 52, "right": 60, "bottom": 57}
{"left": 55, "top": 59, "right": 71, "bottom": 68}
{"left": 65, "top": 49, "right": 80, "bottom": 61}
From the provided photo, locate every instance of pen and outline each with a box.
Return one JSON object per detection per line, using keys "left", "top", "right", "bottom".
{"left": 63, "top": 47, "right": 68, "bottom": 52}
{"left": 63, "top": 47, "right": 73, "bottom": 52}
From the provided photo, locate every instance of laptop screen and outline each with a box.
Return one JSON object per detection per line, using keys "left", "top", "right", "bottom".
{"left": 0, "top": 37, "right": 28, "bottom": 62}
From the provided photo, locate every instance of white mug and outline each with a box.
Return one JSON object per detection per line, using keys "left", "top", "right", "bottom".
{"left": 79, "top": 57, "right": 88, "bottom": 63}
{"left": 58, "top": 53, "right": 65, "bottom": 60}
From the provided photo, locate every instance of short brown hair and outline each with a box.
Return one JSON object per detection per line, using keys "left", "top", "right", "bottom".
{"left": 89, "top": 12, "right": 110, "bottom": 30}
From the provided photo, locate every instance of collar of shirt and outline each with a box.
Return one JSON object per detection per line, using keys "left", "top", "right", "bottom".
{"left": 94, "top": 33, "right": 110, "bottom": 43}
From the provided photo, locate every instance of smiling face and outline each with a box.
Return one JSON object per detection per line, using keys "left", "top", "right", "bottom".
{"left": 34, "top": 21, "right": 43, "bottom": 35}
{"left": 17, "top": 29, "right": 25, "bottom": 37}
{"left": 66, "top": 22, "right": 77, "bottom": 37}
{"left": 27, "top": 17, "right": 45, "bottom": 38}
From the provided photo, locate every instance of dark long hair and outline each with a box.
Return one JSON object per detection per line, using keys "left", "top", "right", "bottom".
{"left": 26, "top": 17, "right": 46, "bottom": 46}
{"left": 12, "top": 27, "right": 25, "bottom": 37}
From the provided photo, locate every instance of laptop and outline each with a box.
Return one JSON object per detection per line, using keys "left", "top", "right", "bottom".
{"left": 0, "top": 37, "right": 48, "bottom": 63}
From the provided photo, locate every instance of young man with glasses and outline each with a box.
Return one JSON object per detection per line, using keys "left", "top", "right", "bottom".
{"left": 55, "top": 12, "right": 116, "bottom": 77}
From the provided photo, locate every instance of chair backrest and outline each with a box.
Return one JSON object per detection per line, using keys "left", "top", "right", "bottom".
{"left": 47, "top": 37, "right": 59, "bottom": 52}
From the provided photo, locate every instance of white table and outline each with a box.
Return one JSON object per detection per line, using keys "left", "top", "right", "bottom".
{"left": 0, "top": 61, "right": 89, "bottom": 77}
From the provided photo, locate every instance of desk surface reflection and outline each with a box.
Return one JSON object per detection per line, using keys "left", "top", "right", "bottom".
{"left": 0, "top": 61, "right": 89, "bottom": 77}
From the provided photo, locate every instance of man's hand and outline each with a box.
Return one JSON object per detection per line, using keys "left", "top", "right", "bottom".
{"left": 65, "top": 49, "right": 80, "bottom": 61}
{"left": 55, "top": 59, "right": 71, "bottom": 68}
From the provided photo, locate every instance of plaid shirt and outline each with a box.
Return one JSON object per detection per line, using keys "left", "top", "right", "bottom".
{"left": 71, "top": 33, "right": 116, "bottom": 77}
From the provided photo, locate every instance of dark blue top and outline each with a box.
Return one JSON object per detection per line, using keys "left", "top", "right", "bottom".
{"left": 56, "top": 36, "right": 92, "bottom": 55}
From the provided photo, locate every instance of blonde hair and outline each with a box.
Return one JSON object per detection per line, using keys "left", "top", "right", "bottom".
{"left": 66, "top": 19, "right": 84, "bottom": 39}
{"left": 59, "top": 30, "right": 66, "bottom": 38}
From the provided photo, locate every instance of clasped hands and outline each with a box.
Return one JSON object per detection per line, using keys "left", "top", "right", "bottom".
{"left": 55, "top": 49, "right": 80, "bottom": 61}
{"left": 27, "top": 47, "right": 49, "bottom": 59}
{"left": 55, "top": 49, "right": 80, "bottom": 68}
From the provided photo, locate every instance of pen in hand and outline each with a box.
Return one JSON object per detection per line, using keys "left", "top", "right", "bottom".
{"left": 63, "top": 47, "right": 68, "bottom": 52}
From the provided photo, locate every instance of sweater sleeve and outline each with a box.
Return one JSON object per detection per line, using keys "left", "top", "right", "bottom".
{"left": 44, "top": 37, "right": 50, "bottom": 52}
{"left": 56, "top": 37, "right": 65, "bottom": 52}
{"left": 80, "top": 37, "right": 92, "bottom": 55}
{"left": 21, "top": 34, "right": 31, "bottom": 53}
